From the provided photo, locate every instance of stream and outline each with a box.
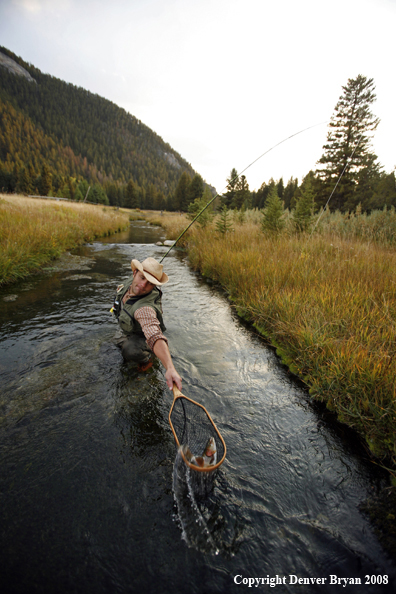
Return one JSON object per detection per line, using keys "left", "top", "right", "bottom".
{"left": 0, "top": 221, "right": 395, "bottom": 593}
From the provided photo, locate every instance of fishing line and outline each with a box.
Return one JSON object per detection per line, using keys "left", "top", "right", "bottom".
{"left": 159, "top": 120, "right": 329, "bottom": 263}
{"left": 310, "top": 130, "right": 365, "bottom": 236}
{"left": 276, "top": 130, "right": 366, "bottom": 291}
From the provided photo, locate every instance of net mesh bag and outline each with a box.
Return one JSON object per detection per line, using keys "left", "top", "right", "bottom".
{"left": 169, "top": 387, "right": 226, "bottom": 473}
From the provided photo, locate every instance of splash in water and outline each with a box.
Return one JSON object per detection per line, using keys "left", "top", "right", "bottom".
{"left": 172, "top": 448, "right": 219, "bottom": 555}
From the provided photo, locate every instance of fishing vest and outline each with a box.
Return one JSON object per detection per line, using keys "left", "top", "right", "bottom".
{"left": 114, "top": 275, "right": 166, "bottom": 336}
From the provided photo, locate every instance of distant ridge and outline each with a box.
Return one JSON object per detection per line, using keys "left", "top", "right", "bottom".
{"left": 0, "top": 47, "right": 211, "bottom": 208}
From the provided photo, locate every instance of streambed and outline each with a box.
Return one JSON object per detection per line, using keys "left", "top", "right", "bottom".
{"left": 0, "top": 221, "right": 395, "bottom": 593}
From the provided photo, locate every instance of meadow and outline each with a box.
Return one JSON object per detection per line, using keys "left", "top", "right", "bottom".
{"left": 0, "top": 194, "right": 129, "bottom": 285}
{"left": 143, "top": 207, "right": 396, "bottom": 470}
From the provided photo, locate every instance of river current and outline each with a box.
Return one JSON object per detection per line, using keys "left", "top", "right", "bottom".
{"left": 0, "top": 221, "right": 395, "bottom": 593}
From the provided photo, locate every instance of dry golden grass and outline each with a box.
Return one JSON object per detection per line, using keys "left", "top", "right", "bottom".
{"left": 185, "top": 220, "right": 396, "bottom": 467}
{"left": 0, "top": 194, "right": 129, "bottom": 285}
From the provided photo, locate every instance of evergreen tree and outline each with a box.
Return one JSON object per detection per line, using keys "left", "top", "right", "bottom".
{"left": 221, "top": 168, "right": 238, "bottom": 208}
{"left": 188, "top": 173, "right": 204, "bottom": 205}
{"left": 367, "top": 171, "right": 396, "bottom": 211}
{"left": 139, "top": 187, "right": 146, "bottom": 209}
{"left": 187, "top": 187, "right": 214, "bottom": 227}
{"left": 125, "top": 179, "right": 139, "bottom": 209}
{"left": 90, "top": 183, "right": 109, "bottom": 205}
{"left": 277, "top": 177, "right": 284, "bottom": 199}
{"left": 252, "top": 181, "right": 268, "bottom": 209}
{"left": 17, "top": 166, "right": 33, "bottom": 194}
{"left": 74, "top": 186, "right": 84, "bottom": 201}
{"left": 232, "top": 174, "right": 251, "bottom": 210}
{"left": 174, "top": 171, "right": 191, "bottom": 211}
{"left": 145, "top": 183, "right": 157, "bottom": 210}
{"left": 216, "top": 205, "right": 233, "bottom": 234}
{"left": 316, "top": 75, "right": 380, "bottom": 211}
{"left": 261, "top": 185, "right": 285, "bottom": 233}
{"left": 39, "top": 162, "right": 52, "bottom": 196}
{"left": 348, "top": 157, "right": 381, "bottom": 212}
{"left": 283, "top": 176, "right": 298, "bottom": 209}
{"left": 154, "top": 190, "right": 166, "bottom": 211}
{"left": 78, "top": 179, "right": 90, "bottom": 201}
{"left": 10, "top": 163, "right": 18, "bottom": 192}
{"left": 292, "top": 175, "right": 316, "bottom": 233}
{"left": 258, "top": 178, "right": 275, "bottom": 210}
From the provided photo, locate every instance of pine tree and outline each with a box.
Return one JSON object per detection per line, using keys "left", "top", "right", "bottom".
{"left": 216, "top": 205, "right": 233, "bottom": 234}
{"left": 187, "top": 187, "right": 214, "bottom": 227}
{"left": 174, "top": 171, "right": 191, "bottom": 211}
{"left": 39, "top": 162, "right": 52, "bottom": 196}
{"left": 292, "top": 175, "right": 316, "bottom": 233}
{"left": 125, "top": 179, "right": 139, "bottom": 209}
{"left": 221, "top": 168, "right": 238, "bottom": 208}
{"left": 367, "top": 171, "right": 396, "bottom": 210}
{"left": 188, "top": 173, "right": 204, "bottom": 206}
{"left": 17, "top": 166, "right": 33, "bottom": 195}
{"left": 261, "top": 185, "right": 285, "bottom": 233}
{"left": 316, "top": 75, "right": 380, "bottom": 211}
{"left": 277, "top": 177, "right": 284, "bottom": 199}
{"left": 283, "top": 177, "right": 298, "bottom": 209}
{"left": 232, "top": 174, "right": 251, "bottom": 210}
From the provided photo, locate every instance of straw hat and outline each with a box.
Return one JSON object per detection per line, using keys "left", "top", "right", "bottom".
{"left": 131, "top": 257, "right": 169, "bottom": 286}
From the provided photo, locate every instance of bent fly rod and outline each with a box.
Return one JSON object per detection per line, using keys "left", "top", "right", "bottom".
{"left": 159, "top": 120, "right": 328, "bottom": 263}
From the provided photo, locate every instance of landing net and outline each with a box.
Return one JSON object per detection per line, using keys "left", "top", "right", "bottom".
{"left": 169, "top": 386, "right": 226, "bottom": 473}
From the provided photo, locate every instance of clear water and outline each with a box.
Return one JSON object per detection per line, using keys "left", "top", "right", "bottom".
{"left": 0, "top": 221, "right": 395, "bottom": 593}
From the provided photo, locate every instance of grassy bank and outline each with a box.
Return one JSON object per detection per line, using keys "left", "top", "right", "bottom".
{"left": 143, "top": 209, "right": 396, "bottom": 470}
{"left": 142, "top": 210, "right": 190, "bottom": 242}
{"left": 0, "top": 194, "right": 129, "bottom": 285}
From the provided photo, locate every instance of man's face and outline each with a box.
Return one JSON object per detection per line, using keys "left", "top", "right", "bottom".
{"left": 131, "top": 270, "right": 155, "bottom": 296}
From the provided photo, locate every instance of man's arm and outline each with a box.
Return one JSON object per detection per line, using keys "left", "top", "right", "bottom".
{"left": 134, "top": 306, "right": 182, "bottom": 390}
{"left": 152, "top": 338, "right": 182, "bottom": 390}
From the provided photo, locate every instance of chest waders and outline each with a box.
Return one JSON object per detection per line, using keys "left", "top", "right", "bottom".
{"left": 111, "top": 275, "right": 166, "bottom": 363}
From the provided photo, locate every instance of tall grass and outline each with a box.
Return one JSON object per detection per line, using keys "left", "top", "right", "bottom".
{"left": 0, "top": 194, "right": 129, "bottom": 285}
{"left": 137, "top": 206, "right": 396, "bottom": 467}
{"left": 317, "top": 205, "right": 396, "bottom": 245}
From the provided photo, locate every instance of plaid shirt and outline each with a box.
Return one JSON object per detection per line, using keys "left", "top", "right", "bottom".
{"left": 134, "top": 306, "right": 168, "bottom": 351}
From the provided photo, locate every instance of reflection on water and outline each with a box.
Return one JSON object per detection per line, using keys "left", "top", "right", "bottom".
{"left": 0, "top": 222, "right": 395, "bottom": 593}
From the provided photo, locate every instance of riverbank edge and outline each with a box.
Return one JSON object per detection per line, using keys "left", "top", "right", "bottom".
{"left": 0, "top": 196, "right": 130, "bottom": 287}
{"left": 0, "top": 223, "right": 129, "bottom": 286}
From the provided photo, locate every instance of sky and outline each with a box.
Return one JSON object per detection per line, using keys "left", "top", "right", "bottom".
{"left": 0, "top": 0, "right": 394, "bottom": 193}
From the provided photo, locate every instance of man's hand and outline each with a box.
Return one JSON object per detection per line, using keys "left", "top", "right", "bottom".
{"left": 165, "top": 366, "right": 182, "bottom": 391}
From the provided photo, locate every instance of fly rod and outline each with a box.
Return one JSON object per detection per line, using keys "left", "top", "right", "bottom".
{"left": 160, "top": 120, "right": 328, "bottom": 263}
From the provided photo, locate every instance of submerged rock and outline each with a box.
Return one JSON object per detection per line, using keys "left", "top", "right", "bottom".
{"left": 3, "top": 294, "right": 18, "bottom": 302}
{"left": 63, "top": 275, "right": 93, "bottom": 281}
{"left": 42, "top": 252, "right": 95, "bottom": 274}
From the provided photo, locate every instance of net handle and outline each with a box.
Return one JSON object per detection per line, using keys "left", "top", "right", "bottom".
{"left": 169, "top": 385, "right": 227, "bottom": 473}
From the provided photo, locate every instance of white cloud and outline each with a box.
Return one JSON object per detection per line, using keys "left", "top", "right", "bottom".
{"left": 12, "top": 0, "right": 71, "bottom": 14}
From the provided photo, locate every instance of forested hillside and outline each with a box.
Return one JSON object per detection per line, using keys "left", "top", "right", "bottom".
{"left": 0, "top": 46, "right": 202, "bottom": 208}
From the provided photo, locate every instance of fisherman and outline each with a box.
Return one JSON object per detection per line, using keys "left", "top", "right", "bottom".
{"left": 112, "top": 257, "right": 182, "bottom": 390}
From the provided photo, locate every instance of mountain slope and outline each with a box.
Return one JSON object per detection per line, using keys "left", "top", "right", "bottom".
{"left": 0, "top": 46, "right": 200, "bottom": 205}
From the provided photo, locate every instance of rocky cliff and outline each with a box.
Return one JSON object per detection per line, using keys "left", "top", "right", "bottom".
{"left": 0, "top": 51, "right": 36, "bottom": 83}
